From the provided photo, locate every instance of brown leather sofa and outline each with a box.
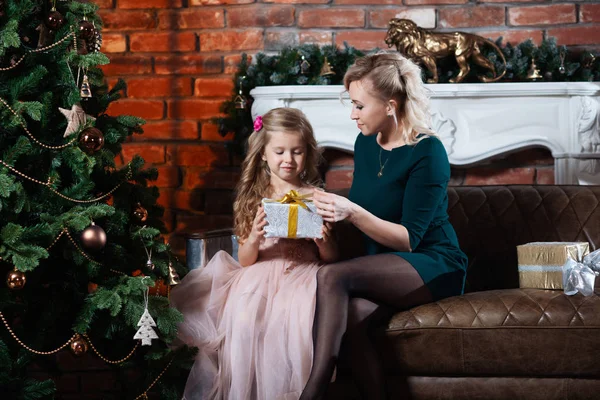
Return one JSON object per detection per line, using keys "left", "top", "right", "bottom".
{"left": 185, "top": 185, "right": 600, "bottom": 400}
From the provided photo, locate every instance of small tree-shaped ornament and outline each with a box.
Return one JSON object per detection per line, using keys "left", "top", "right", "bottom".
{"left": 134, "top": 285, "right": 159, "bottom": 346}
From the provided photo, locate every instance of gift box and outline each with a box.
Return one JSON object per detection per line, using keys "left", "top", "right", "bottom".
{"left": 262, "top": 191, "right": 323, "bottom": 239}
{"left": 517, "top": 242, "right": 589, "bottom": 290}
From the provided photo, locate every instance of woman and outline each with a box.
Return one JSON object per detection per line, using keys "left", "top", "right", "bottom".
{"left": 299, "top": 51, "right": 468, "bottom": 400}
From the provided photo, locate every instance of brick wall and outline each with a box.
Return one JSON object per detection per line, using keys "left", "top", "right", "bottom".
{"left": 98, "top": 0, "right": 599, "bottom": 252}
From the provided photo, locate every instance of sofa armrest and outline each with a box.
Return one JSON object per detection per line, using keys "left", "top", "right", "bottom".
{"left": 185, "top": 229, "right": 238, "bottom": 270}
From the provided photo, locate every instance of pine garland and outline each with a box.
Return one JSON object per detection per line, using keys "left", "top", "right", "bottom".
{"left": 218, "top": 38, "right": 599, "bottom": 154}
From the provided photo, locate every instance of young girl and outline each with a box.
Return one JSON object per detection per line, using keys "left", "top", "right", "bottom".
{"left": 170, "top": 108, "right": 338, "bottom": 400}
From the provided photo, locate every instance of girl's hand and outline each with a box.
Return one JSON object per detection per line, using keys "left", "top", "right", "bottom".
{"left": 313, "top": 189, "right": 356, "bottom": 223}
{"left": 314, "top": 222, "right": 333, "bottom": 248}
{"left": 248, "top": 205, "right": 268, "bottom": 243}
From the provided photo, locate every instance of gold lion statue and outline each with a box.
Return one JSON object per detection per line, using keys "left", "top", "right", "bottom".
{"left": 385, "top": 19, "right": 506, "bottom": 83}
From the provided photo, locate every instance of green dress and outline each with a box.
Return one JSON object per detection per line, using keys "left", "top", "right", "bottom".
{"left": 348, "top": 133, "right": 468, "bottom": 300}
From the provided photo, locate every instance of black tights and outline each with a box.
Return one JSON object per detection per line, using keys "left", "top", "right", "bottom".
{"left": 300, "top": 254, "right": 433, "bottom": 400}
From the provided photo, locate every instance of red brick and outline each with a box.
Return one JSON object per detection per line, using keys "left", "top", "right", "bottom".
{"left": 200, "top": 30, "right": 264, "bottom": 51}
{"left": 263, "top": 0, "right": 328, "bottom": 3}
{"left": 167, "top": 99, "right": 224, "bottom": 119}
{"left": 298, "top": 9, "right": 365, "bottom": 28}
{"left": 266, "top": 31, "right": 300, "bottom": 50}
{"left": 98, "top": 11, "right": 156, "bottom": 31}
{"left": 155, "top": 55, "right": 222, "bottom": 75}
{"left": 224, "top": 54, "right": 245, "bottom": 74}
{"left": 201, "top": 122, "right": 234, "bottom": 141}
{"left": 157, "top": 189, "right": 203, "bottom": 211}
{"left": 101, "top": 33, "right": 126, "bottom": 53}
{"left": 536, "top": 168, "right": 555, "bottom": 185}
{"left": 81, "top": 371, "right": 120, "bottom": 392}
{"left": 154, "top": 166, "right": 181, "bottom": 188}
{"left": 336, "top": 0, "right": 395, "bottom": 4}
{"left": 335, "top": 30, "right": 386, "bottom": 51}
{"left": 190, "top": 0, "right": 253, "bottom": 4}
{"left": 439, "top": 7, "right": 505, "bottom": 28}
{"left": 464, "top": 167, "right": 535, "bottom": 185}
{"left": 184, "top": 168, "right": 241, "bottom": 189}
{"left": 478, "top": 29, "right": 543, "bottom": 45}
{"left": 325, "top": 169, "right": 353, "bottom": 190}
{"left": 547, "top": 26, "right": 600, "bottom": 46}
{"left": 299, "top": 31, "right": 333, "bottom": 45}
{"left": 121, "top": 144, "right": 166, "bottom": 164}
{"left": 162, "top": 209, "right": 175, "bottom": 232}
{"left": 194, "top": 78, "right": 235, "bottom": 97}
{"left": 118, "top": 0, "right": 182, "bottom": 8}
{"left": 228, "top": 5, "right": 295, "bottom": 27}
{"left": 102, "top": 55, "right": 152, "bottom": 76}
{"left": 323, "top": 149, "right": 354, "bottom": 167}
{"left": 581, "top": 4, "right": 600, "bottom": 23}
{"left": 405, "top": 0, "right": 467, "bottom": 5}
{"left": 509, "top": 4, "right": 576, "bottom": 26}
{"left": 141, "top": 121, "right": 199, "bottom": 140}
{"left": 505, "top": 148, "right": 553, "bottom": 166}
{"left": 107, "top": 100, "right": 164, "bottom": 120}
{"left": 369, "top": 8, "right": 436, "bottom": 29}
{"left": 157, "top": 9, "right": 225, "bottom": 29}
{"left": 481, "top": 0, "right": 543, "bottom": 3}
{"left": 169, "top": 144, "right": 230, "bottom": 167}
{"left": 130, "top": 32, "right": 196, "bottom": 52}
{"left": 128, "top": 77, "right": 192, "bottom": 98}
{"left": 96, "top": 0, "right": 114, "bottom": 8}
{"left": 205, "top": 191, "right": 235, "bottom": 214}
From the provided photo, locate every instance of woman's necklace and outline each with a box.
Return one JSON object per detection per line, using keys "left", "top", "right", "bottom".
{"left": 378, "top": 148, "right": 391, "bottom": 178}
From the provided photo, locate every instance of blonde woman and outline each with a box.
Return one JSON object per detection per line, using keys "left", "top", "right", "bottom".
{"left": 300, "top": 51, "right": 468, "bottom": 400}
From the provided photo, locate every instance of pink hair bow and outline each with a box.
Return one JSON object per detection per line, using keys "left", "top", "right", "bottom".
{"left": 253, "top": 116, "right": 263, "bottom": 132}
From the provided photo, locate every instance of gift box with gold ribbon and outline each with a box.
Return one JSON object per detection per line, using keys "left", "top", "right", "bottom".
{"left": 262, "top": 190, "right": 323, "bottom": 239}
{"left": 517, "top": 242, "right": 589, "bottom": 290}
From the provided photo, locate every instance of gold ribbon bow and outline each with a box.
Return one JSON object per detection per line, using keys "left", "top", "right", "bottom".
{"left": 274, "top": 190, "right": 312, "bottom": 238}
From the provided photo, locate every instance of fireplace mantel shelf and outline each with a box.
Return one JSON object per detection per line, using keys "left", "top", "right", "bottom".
{"left": 251, "top": 82, "right": 600, "bottom": 185}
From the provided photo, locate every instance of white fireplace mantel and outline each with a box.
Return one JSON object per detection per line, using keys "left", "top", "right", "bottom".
{"left": 250, "top": 82, "right": 600, "bottom": 185}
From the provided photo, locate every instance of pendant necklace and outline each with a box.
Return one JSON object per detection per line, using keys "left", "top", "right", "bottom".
{"left": 378, "top": 148, "right": 391, "bottom": 178}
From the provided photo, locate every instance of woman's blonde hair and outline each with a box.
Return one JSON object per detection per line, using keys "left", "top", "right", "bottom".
{"left": 343, "top": 50, "right": 435, "bottom": 145}
{"left": 233, "top": 108, "right": 322, "bottom": 241}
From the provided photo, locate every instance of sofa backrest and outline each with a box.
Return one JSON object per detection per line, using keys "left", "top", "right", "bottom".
{"left": 448, "top": 186, "right": 600, "bottom": 293}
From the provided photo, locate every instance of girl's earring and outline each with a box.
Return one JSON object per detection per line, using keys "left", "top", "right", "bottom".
{"left": 299, "top": 170, "right": 307, "bottom": 180}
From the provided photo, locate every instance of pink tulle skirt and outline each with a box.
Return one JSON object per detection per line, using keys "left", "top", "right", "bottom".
{"left": 171, "top": 239, "right": 323, "bottom": 400}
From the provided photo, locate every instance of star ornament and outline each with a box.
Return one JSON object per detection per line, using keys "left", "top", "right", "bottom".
{"left": 59, "top": 104, "right": 95, "bottom": 138}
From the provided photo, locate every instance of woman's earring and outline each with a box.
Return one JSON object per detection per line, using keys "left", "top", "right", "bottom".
{"left": 299, "top": 170, "right": 307, "bottom": 180}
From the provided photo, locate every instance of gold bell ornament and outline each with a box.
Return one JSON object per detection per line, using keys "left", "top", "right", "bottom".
{"left": 526, "top": 59, "right": 542, "bottom": 81}
{"left": 319, "top": 57, "right": 335, "bottom": 77}
{"left": 70, "top": 334, "right": 89, "bottom": 356}
{"left": 6, "top": 268, "right": 26, "bottom": 290}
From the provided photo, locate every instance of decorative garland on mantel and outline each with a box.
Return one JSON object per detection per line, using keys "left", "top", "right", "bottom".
{"left": 217, "top": 39, "right": 599, "bottom": 154}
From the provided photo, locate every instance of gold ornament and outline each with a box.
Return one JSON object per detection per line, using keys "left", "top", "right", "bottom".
{"left": 78, "top": 127, "right": 104, "bottom": 154}
{"left": 558, "top": 48, "right": 566, "bottom": 74}
{"left": 527, "top": 59, "right": 542, "bottom": 81}
{"left": 319, "top": 57, "right": 335, "bottom": 77}
{"left": 81, "top": 222, "right": 107, "bottom": 251}
{"left": 145, "top": 259, "right": 155, "bottom": 271}
{"left": 167, "top": 262, "right": 181, "bottom": 286}
{"left": 70, "top": 334, "right": 89, "bottom": 356}
{"left": 234, "top": 75, "right": 247, "bottom": 110}
{"left": 384, "top": 18, "right": 506, "bottom": 83}
{"left": 133, "top": 203, "right": 148, "bottom": 222}
{"left": 6, "top": 268, "right": 26, "bottom": 290}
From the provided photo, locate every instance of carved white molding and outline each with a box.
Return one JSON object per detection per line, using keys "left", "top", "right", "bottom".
{"left": 250, "top": 82, "right": 600, "bottom": 185}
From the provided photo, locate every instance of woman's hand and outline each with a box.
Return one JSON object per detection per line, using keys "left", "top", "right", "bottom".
{"left": 248, "top": 205, "right": 268, "bottom": 243}
{"left": 313, "top": 189, "right": 357, "bottom": 223}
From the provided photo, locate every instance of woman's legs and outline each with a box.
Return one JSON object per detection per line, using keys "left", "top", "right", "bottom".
{"left": 345, "top": 298, "right": 394, "bottom": 400}
{"left": 300, "top": 254, "right": 432, "bottom": 400}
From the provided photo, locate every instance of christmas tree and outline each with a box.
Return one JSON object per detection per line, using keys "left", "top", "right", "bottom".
{"left": 0, "top": 1, "right": 193, "bottom": 399}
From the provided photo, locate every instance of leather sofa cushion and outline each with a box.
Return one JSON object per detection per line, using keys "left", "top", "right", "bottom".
{"left": 380, "top": 289, "right": 600, "bottom": 376}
